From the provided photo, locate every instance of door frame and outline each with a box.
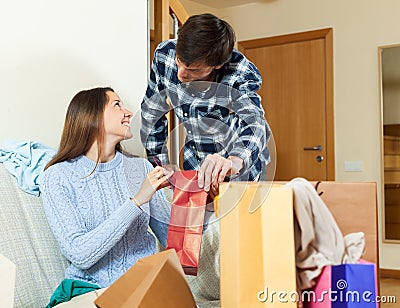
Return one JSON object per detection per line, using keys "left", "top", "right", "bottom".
{"left": 238, "top": 28, "right": 335, "bottom": 180}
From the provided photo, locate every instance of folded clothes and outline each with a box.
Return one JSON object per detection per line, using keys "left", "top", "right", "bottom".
{"left": 285, "top": 178, "right": 365, "bottom": 290}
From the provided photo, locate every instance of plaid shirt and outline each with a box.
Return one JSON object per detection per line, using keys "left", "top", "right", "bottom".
{"left": 141, "top": 39, "right": 270, "bottom": 181}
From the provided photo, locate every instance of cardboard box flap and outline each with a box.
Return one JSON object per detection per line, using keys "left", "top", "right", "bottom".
{"left": 95, "top": 249, "right": 196, "bottom": 308}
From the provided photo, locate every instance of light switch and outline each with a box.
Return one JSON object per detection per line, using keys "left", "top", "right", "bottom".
{"left": 344, "top": 161, "right": 363, "bottom": 172}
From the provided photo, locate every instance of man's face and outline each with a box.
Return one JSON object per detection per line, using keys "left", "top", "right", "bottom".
{"left": 176, "top": 57, "right": 221, "bottom": 83}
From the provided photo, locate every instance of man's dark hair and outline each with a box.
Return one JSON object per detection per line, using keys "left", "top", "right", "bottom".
{"left": 176, "top": 13, "right": 236, "bottom": 67}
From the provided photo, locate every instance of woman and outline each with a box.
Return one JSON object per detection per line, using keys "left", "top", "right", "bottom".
{"left": 41, "top": 87, "right": 172, "bottom": 306}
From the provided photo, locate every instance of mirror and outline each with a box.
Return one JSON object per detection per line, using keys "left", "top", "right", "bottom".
{"left": 380, "top": 44, "right": 400, "bottom": 242}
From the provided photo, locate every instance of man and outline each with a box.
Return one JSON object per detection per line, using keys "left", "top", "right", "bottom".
{"left": 141, "top": 13, "right": 270, "bottom": 193}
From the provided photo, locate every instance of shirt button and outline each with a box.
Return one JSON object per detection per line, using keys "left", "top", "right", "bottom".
{"left": 192, "top": 146, "right": 195, "bottom": 149}
{"left": 184, "top": 113, "right": 188, "bottom": 117}
{"left": 188, "top": 130, "right": 192, "bottom": 134}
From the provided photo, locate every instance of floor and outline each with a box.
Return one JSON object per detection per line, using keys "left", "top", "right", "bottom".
{"left": 380, "top": 278, "right": 400, "bottom": 307}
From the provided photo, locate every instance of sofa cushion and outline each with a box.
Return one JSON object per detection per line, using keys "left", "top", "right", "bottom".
{"left": 0, "top": 163, "right": 69, "bottom": 307}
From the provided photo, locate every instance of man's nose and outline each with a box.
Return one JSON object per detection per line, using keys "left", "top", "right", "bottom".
{"left": 178, "top": 67, "right": 189, "bottom": 78}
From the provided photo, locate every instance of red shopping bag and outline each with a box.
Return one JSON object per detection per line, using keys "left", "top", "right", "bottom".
{"left": 166, "top": 170, "right": 208, "bottom": 276}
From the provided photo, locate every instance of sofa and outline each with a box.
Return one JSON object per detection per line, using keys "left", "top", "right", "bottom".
{"left": 0, "top": 163, "right": 220, "bottom": 308}
{"left": 0, "top": 157, "right": 380, "bottom": 308}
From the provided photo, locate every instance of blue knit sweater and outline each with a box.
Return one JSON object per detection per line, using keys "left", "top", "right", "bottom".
{"left": 40, "top": 151, "right": 171, "bottom": 287}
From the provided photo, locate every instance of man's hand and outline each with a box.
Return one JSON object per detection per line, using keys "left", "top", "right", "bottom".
{"left": 198, "top": 154, "right": 243, "bottom": 192}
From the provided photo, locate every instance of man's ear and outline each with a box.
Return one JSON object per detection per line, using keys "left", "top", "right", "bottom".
{"left": 215, "top": 64, "right": 223, "bottom": 70}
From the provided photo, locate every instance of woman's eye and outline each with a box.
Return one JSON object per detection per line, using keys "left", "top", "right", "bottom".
{"left": 115, "top": 102, "right": 121, "bottom": 108}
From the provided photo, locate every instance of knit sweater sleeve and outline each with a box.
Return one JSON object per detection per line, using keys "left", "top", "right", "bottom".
{"left": 143, "top": 160, "right": 171, "bottom": 248}
{"left": 41, "top": 165, "right": 143, "bottom": 270}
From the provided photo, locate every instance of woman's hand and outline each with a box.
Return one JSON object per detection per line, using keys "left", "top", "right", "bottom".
{"left": 132, "top": 166, "right": 173, "bottom": 206}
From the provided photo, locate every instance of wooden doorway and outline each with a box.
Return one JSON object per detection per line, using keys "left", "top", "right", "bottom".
{"left": 239, "top": 28, "right": 335, "bottom": 181}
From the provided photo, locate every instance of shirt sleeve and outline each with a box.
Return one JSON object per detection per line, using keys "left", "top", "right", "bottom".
{"left": 41, "top": 167, "right": 144, "bottom": 270}
{"left": 140, "top": 44, "right": 171, "bottom": 166}
{"left": 228, "top": 63, "right": 271, "bottom": 173}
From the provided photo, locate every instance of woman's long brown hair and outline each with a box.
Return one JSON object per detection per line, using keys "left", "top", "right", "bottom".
{"left": 45, "top": 87, "right": 122, "bottom": 171}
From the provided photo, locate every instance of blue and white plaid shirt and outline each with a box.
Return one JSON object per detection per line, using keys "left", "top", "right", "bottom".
{"left": 141, "top": 39, "right": 270, "bottom": 181}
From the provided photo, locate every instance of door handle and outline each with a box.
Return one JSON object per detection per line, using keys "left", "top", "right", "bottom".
{"left": 303, "top": 145, "right": 322, "bottom": 151}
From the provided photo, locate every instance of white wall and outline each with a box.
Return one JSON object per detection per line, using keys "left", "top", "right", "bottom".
{"left": 0, "top": 0, "right": 148, "bottom": 156}
{"left": 180, "top": 0, "right": 400, "bottom": 269}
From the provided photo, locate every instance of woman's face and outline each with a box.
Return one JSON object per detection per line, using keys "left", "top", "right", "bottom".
{"left": 103, "top": 91, "right": 133, "bottom": 142}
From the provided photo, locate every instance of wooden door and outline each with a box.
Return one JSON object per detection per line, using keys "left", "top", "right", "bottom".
{"left": 239, "top": 29, "right": 334, "bottom": 181}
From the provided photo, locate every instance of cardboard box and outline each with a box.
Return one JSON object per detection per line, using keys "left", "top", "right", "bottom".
{"left": 315, "top": 182, "right": 378, "bottom": 264}
{"left": 0, "top": 254, "right": 16, "bottom": 308}
{"left": 94, "top": 249, "right": 197, "bottom": 308}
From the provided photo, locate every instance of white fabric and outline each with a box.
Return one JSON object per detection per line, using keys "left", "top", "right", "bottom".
{"left": 285, "top": 178, "right": 365, "bottom": 290}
